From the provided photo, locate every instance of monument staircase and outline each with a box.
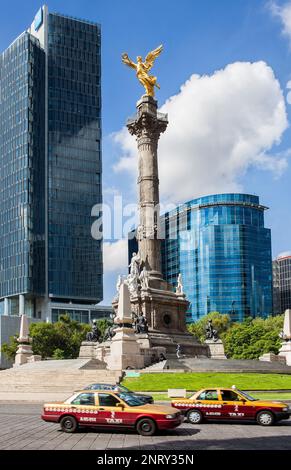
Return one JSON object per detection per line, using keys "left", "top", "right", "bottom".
{"left": 0, "top": 359, "right": 122, "bottom": 401}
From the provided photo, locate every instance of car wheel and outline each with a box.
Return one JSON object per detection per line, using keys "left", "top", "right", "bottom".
{"left": 256, "top": 411, "right": 274, "bottom": 426}
{"left": 60, "top": 415, "right": 78, "bottom": 433}
{"left": 187, "top": 409, "right": 203, "bottom": 424}
{"left": 136, "top": 418, "right": 156, "bottom": 436}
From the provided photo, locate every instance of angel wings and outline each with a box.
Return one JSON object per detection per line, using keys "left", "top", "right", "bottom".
{"left": 122, "top": 45, "right": 163, "bottom": 97}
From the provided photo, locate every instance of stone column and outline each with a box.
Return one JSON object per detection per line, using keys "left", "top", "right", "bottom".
{"left": 279, "top": 309, "right": 291, "bottom": 366}
{"left": 14, "top": 314, "right": 33, "bottom": 366}
{"left": 107, "top": 282, "right": 144, "bottom": 371}
{"left": 127, "top": 95, "right": 168, "bottom": 278}
{"left": 19, "top": 294, "right": 25, "bottom": 316}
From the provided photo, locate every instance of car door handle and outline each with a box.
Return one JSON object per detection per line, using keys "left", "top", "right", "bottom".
{"left": 99, "top": 408, "right": 105, "bottom": 410}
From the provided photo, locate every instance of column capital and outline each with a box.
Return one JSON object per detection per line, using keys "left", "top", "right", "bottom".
{"left": 127, "top": 96, "right": 168, "bottom": 140}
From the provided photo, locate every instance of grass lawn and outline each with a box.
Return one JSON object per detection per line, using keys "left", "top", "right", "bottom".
{"left": 122, "top": 372, "right": 291, "bottom": 392}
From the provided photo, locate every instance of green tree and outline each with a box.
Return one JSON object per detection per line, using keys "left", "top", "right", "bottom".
{"left": 29, "top": 322, "right": 59, "bottom": 358}
{"left": 187, "top": 312, "right": 232, "bottom": 343}
{"left": 222, "top": 315, "right": 284, "bottom": 359}
{"left": 1, "top": 314, "right": 91, "bottom": 361}
{"left": 1, "top": 335, "right": 18, "bottom": 360}
{"left": 52, "top": 348, "right": 66, "bottom": 360}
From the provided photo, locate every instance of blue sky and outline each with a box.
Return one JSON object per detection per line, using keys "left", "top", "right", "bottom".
{"left": 0, "top": 0, "right": 291, "bottom": 304}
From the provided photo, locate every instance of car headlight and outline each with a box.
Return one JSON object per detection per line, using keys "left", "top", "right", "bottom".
{"left": 282, "top": 407, "right": 289, "bottom": 411}
{"left": 165, "top": 413, "right": 177, "bottom": 419}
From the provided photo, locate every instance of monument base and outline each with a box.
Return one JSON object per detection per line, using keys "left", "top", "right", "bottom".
{"left": 279, "top": 341, "right": 291, "bottom": 366}
{"left": 14, "top": 344, "right": 33, "bottom": 366}
{"left": 204, "top": 339, "right": 226, "bottom": 359}
{"left": 79, "top": 341, "right": 99, "bottom": 359}
{"left": 113, "top": 285, "right": 208, "bottom": 357}
{"left": 96, "top": 342, "right": 111, "bottom": 363}
{"left": 259, "top": 352, "right": 286, "bottom": 364}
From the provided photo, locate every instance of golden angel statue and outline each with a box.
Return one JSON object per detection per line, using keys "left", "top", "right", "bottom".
{"left": 122, "top": 45, "right": 163, "bottom": 97}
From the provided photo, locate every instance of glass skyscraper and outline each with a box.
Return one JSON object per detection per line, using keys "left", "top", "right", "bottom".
{"left": 162, "top": 194, "right": 273, "bottom": 322}
{"left": 0, "top": 6, "right": 103, "bottom": 321}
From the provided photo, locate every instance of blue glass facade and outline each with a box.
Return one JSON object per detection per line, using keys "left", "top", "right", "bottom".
{"left": 0, "top": 7, "right": 103, "bottom": 319}
{"left": 161, "top": 194, "right": 273, "bottom": 322}
{"left": 0, "top": 33, "right": 46, "bottom": 299}
{"left": 47, "top": 13, "right": 102, "bottom": 301}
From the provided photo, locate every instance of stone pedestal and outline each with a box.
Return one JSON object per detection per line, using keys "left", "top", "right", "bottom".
{"left": 136, "top": 334, "right": 151, "bottom": 349}
{"left": 282, "top": 309, "right": 291, "bottom": 338}
{"left": 96, "top": 342, "right": 111, "bottom": 363}
{"left": 279, "top": 342, "right": 291, "bottom": 366}
{"left": 27, "top": 355, "right": 42, "bottom": 363}
{"left": 107, "top": 327, "right": 145, "bottom": 371}
{"left": 204, "top": 339, "right": 226, "bottom": 359}
{"left": 14, "top": 344, "right": 34, "bottom": 366}
{"left": 107, "top": 282, "right": 145, "bottom": 371}
{"left": 278, "top": 309, "right": 291, "bottom": 366}
{"left": 259, "top": 352, "right": 286, "bottom": 364}
{"left": 79, "top": 341, "right": 99, "bottom": 359}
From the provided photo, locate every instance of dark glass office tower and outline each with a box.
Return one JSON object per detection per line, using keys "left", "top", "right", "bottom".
{"left": 47, "top": 12, "right": 102, "bottom": 302}
{"left": 0, "top": 5, "right": 103, "bottom": 322}
{"left": 0, "top": 32, "right": 46, "bottom": 316}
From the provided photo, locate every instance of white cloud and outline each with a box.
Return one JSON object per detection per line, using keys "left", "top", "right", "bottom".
{"left": 269, "top": 1, "right": 291, "bottom": 45}
{"left": 113, "top": 61, "right": 288, "bottom": 204}
{"left": 103, "top": 239, "right": 128, "bottom": 273}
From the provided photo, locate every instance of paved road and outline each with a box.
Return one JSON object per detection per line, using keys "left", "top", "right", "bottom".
{"left": 0, "top": 404, "right": 291, "bottom": 450}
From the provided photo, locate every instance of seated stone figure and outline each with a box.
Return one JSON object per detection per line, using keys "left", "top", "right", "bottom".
{"left": 133, "top": 313, "right": 149, "bottom": 334}
{"left": 205, "top": 319, "right": 219, "bottom": 342}
{"left": 86, "top": 320, "right": 101, "bottom": 342}
{"left": 104, "top": 323, "right": 118, "bottom": 341}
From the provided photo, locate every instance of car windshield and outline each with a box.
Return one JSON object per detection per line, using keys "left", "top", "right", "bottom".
{"left": 237, "top": 390, "right": 258, "bottom": 401}
{"left": 117, "top": 393, "right": 145, "bottom": 407}
{"left": 64, "top": 393, "right": 79, "bottom": 404}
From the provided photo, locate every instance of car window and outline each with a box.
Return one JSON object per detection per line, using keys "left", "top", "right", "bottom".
{"left": 71, "top": 393, "right": 95, "bottom": 406}
{"left": 117, "top": 393, "right": 144, "bottom": 407}
{"left": 90, "top": 384, "right": 108, "bottom": 390}
{"left": 197, "top": 390, "right": 219, "bottom": 401}
{"left": 238, "top": 390, "right": 258, "bottom": 401}
{"left": 221, "top": 390, "right": 241, "bottom": 401}
{"left": 98, "top": 393, "right": 121, "bottom": 407}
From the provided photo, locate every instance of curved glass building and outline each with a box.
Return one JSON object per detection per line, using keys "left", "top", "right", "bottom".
{"left": 161, "top": 194, "right": 273, "bottom": 322}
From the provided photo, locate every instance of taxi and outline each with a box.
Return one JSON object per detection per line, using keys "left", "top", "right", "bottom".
{"left": 42, "top": 390, "right": 183, "bottom": 436}
{"left": 171, "top": 387, "right": 291, "bottom": 426}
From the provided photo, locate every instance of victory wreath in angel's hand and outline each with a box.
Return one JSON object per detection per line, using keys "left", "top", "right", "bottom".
{"left": 122, "top": 45, "right": 163, "bottom": 97}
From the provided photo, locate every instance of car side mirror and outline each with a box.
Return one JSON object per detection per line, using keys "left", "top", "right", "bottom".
{"left": 116, "top": 403, "right": 124, "bottom": 409}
